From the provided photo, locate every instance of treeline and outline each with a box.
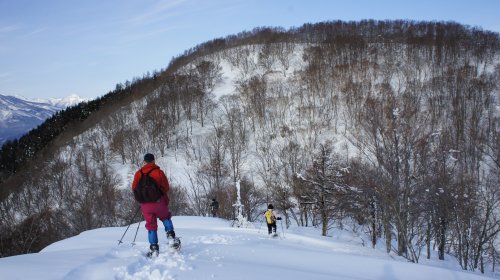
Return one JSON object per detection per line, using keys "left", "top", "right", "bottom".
{"left": 0, "top": 20, "right": 498, "bottom": 275}
{"left": 167, "top": 19, "right": 499, "bottom": 71}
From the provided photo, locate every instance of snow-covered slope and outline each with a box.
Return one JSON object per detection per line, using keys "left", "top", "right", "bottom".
{"left": 0, "top": 216, "right": 493, "bottom": 280}
{"left": 0, "top": 94, "right": 86, "bottom": 145}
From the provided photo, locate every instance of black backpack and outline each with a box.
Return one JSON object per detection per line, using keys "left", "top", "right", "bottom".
{"left": 133, "top": 168, "right": 163, "bottom": 203}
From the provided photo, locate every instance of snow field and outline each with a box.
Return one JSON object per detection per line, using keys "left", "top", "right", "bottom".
{"left": 0, "top": 216, "right": 495, "bottom": 280}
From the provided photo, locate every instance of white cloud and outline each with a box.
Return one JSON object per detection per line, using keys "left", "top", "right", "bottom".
{"left": 0, "top": 24, "right": 20, "bottom": 33}
{"left": 127, "top": 0, "right": 188, "bottom": 26}
{"left": 26, "top": 27, "right": 48, "bottom": 36}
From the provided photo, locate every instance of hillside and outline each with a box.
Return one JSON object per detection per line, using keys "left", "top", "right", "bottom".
{"left": 0, "top": 94, "right": 86, "bottom": 146}
{"left": 0, "top": 216, "right": 495, "bottom": 280}
{"left": 0, "top": 94, "right": 60, "bottom": 145}
{"left": 0, "top": 20, "right": 499, "bottom": 275}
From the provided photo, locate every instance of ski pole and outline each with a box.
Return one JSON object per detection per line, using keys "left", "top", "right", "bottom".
{"left": 132, "top": 220, "right": 141, "bottom": 246}
{"left": 118, "top": 206, "right": 141, "bottom": 245}
{"left": 280, "top": 219, "right": 285, "bottom": 238}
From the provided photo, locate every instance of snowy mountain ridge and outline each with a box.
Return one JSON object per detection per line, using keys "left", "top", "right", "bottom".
{"left": 0, "top": 93, "right": 86, "bottom": 145}
{"left": 38, "top": 94, "right": 86, "bottom": 108}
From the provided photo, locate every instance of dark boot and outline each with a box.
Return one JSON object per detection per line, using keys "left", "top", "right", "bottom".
{"left": 166, "top": 230, "right": 181, "bottom": 250}
{"left": 147, "top": 244, "right": 159, "bottom": 257}
{"left": 166, "top": 230, "right": 176, "bottom": 239}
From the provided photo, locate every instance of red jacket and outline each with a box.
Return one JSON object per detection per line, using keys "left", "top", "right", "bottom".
{"left": 132, "top": 163, "right": 170, "bottom": 195}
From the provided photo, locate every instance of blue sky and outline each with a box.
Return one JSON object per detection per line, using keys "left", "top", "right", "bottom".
{"left": 1, "top": 0, "right": 499, "bottom": 100}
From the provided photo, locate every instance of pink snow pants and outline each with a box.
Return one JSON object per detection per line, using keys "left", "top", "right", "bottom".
{"left": 140, "top": 196, "right": 172, "bottom": 231}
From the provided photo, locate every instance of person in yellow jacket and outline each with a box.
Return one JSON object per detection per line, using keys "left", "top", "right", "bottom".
{"left": 264, "top": 204, "right": 281, "bottom": 236}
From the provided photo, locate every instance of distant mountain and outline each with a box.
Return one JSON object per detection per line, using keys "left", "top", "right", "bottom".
{"left": 35, "top": 94, "right": 86, "bottom": 108}
{"left": 0, "top": 94, "right": 86, "bottom": 145}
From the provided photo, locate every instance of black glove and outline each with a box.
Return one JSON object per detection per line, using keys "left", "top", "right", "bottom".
{"left": 276, "top": 217, "right": 282, "bottom": 220}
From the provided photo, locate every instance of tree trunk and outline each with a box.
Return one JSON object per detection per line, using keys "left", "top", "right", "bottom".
{"left": 321, "top": 203, "right": 328, "bottom": 236}
{"left": 426, "top": 219, "right": 431, "bottom": 259}
{"left": 383, "top": 211, "right": 391, "bottom": 254}
{"left": 371, "top": 201, "right": 377, "bottom": 248}
{"left": 438, "top": 217, "right": 446, "bottom": 260}
{"left": 398, "top": 229, "right": 406, "bottom": 256}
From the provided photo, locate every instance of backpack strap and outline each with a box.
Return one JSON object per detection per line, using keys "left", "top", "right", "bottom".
{"left": 140, "top": 167, "right": 158, "bottom": 176}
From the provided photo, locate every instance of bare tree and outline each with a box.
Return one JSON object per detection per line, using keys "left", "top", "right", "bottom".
{"left": 296, "top": 142, "right": 348, "bottom": 236}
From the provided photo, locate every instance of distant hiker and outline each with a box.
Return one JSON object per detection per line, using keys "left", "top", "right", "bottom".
{"left": 132, "top": 153, "right": 179, "bottom": 257}
{"left": 210, "top": 198, "right": 219, "bottom": 217}
{"left": 264, "top": 204, "right": 281, "bottom": 236}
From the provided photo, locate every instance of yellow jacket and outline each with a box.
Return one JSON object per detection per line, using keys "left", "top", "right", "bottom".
{"left": 264, "top": 209, "right": 276, "bottom": 224}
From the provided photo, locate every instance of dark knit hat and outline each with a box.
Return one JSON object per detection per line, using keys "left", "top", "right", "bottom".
{"left": 144, "top": 153, "right": 155, "bottom": 162}
{"left": 268, "top": 204, "right": 274, "bottom": 209}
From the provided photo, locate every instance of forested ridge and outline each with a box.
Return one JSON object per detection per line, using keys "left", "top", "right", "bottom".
{"left": 0, "top": 20, "right": 498, "bottom": 274}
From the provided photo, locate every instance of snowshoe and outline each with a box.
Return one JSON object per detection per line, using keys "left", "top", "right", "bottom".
{"left": 170, "top": 237, "right": 181, "bottom": 251}
{"left": 166, "top": 230, "right": 181, "bottom": 251}
{"left": 268, "top": 232, "right": 278, "bottom": 238}
{"left": 146, "top": 244, "right": 159, "bottom": 258}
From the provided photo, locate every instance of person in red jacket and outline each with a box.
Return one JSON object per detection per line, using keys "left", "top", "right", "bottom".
{"left": 132, "top": 153, "right": 178, "bottom": 256}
